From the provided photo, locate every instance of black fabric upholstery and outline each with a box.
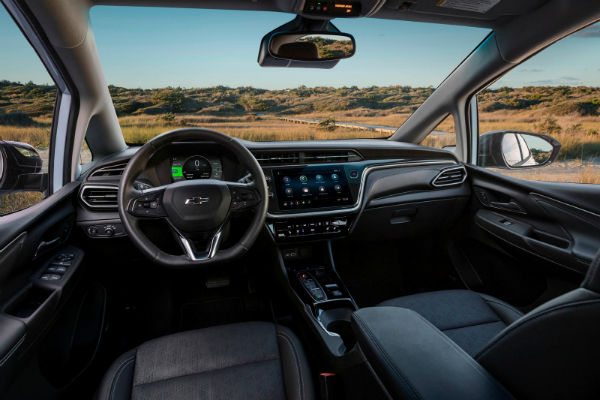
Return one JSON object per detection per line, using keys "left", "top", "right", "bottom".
{"left": 476, "top": 287, "right": 600, "bottom": 400}
{"left": 95, "top": 322, "right": 314, "bottom": 400}
{"left": 378, "top": 290, "right": 522, "bottom": 356}
{"left": 352, "top": 307, "right": 515, "bottom": 400}
{"left": 581, "top": 250, "right": 600, "bottom": 292}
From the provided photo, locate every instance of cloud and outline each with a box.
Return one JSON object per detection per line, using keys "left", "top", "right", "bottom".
{"left": 531, "top": 79, "right": 556, "bottom": 85}
{"left": 519, "top": 68, "right": 544, "bottom": 73}
{"left": 530, "top": 76, "right": 581, "bottom": 85}
{"left": 574, "top": 27, "right": 600, "bottom": 38}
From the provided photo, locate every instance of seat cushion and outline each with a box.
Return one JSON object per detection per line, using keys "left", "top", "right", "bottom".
{"left": 378, "top": 289, "right": 522, "bottom": 356}
{"left": 95, "top": 321, "right": 314, "bottom": 400}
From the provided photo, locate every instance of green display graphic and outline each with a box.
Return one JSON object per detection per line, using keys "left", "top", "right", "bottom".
{"left": 172, "top": 166, "right": 183, "bottom": 177}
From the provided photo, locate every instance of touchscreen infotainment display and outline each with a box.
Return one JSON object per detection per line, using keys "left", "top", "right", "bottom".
{"left": 274, "top": 168, "right": 354, "bottom": 210}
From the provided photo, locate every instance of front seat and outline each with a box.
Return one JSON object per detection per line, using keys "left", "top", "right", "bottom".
{"left": 377, "top": 250, "right": 600, "bottom": 399}
{"left": 378, "top": 289, "right": 522, "bottom": 356}
{"left": 95, "top": 322, "right": 314, "bottom": 400}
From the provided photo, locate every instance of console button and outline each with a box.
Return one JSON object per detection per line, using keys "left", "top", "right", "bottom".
{"left": 55, "top": 253, "right": 74, "bottom": 261}
{"left": 47, "top": 266, "right": 67, "bottom": 274}
{"left": 41, "top": 274, "right": 61, "bottom": 281}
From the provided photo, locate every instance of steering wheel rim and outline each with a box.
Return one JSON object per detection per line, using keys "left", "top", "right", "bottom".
{"left": 118, "top": 128, "right": 268, "bottom": 268}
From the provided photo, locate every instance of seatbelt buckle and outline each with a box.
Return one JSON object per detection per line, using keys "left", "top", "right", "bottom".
{"left": 319, "top": 372, "right": 339, "bottom": 400}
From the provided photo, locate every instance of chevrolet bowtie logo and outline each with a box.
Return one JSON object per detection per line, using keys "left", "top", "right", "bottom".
{"left": 185, "top": 196, "right": 210, "bottom": 205}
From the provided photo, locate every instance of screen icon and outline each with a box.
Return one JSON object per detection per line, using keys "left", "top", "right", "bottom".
{"left": 299, "top": 175, "right": 308, "bottom": 183}
{"left": 331, "top": 173, "right": 339, "bottom": 180}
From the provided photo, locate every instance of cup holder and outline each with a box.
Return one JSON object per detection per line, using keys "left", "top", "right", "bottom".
{"left": 315, "top": 300, "right": 357, "bottom": 353}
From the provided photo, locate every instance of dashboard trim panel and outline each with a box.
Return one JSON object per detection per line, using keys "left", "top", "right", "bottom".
{"left": 266, "top": 159, "right": 457, "bottom": 219}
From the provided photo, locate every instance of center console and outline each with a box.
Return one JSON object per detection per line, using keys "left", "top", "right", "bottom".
{"left": 278, "top": 243, "right": 358, "bottom": 357}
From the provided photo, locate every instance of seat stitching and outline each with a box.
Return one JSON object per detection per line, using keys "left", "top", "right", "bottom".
{"left": 483, "top": 299, "right": 523, "bottom": 322}
{"left": 353, "top": 313, "right": 423, "bottom": 400}
{"left": 277, "top": 331, "right": 304, "bottom": 400}
{"left": 441, "top": 319, "right": 506, "bottom": 333}
{"left": 109, "top": 356, "right": 135, "bottom": 400}
{"left": 132, "top": 357, "right": 281, "bottom": 388}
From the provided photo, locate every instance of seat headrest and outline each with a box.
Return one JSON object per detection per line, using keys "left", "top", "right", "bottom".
{"left": 581, "top": 250, "right": 600, "bottom": 292}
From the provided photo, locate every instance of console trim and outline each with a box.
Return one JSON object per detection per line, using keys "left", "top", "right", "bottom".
{"left": 266, "top": 159, "right": 457, "bottom": 219}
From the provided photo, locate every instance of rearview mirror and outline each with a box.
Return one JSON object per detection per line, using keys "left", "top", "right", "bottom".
{"left": 269, "top": 32, "right": 355, "bottom": 61}
{"left": 258, "top": 16, "right": 355, "bottom": 69}
{"left": 478, "top": 130, "right": 561, "bottom": 169}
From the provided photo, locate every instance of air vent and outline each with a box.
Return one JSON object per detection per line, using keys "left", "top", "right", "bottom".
{"left": 89, "top": 161, "right": 128, "bottom": 179}
{"left": 432, "top": 166, "right": 467, "bottom": 187}
{"left": 253, "top": 150, "right": 362, "bottom": 166}
{"left": 80, "top": 185, "right": 118, "bottom": 209}
{"left": 254, "top": 152, "right": 301, "bottom": 166}
{"left": 303, "top": 151, "right": 362, "bottom": 163}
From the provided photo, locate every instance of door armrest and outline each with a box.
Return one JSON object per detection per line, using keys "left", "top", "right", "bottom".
{"left": 351, "top": 306, "right": 514, "bottom": 400}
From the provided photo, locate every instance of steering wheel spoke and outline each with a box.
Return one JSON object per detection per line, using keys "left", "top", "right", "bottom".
{"left": 127, "top": 186, "right": 168, "bottom": 218}
{"left": 226, "top": 181, "right": 261, "bottom": 212}
{"left": 175, "top": 225, "right": 224, "bottom": 261}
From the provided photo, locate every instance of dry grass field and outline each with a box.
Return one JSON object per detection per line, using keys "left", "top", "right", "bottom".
{"left": 1, "top": 81, "right": 599, "bottom": 194}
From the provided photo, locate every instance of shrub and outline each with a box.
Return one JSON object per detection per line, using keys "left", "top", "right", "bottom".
{"left": 156, "top": 112, "right": 176, "bottom": 123}
{"left": 0, "top": 110, "right": 36, "bottom": 126}
{"left": 318, "top": 117, "right": 336, "bottom": 131}
{"left": 535, "top": 118, "right": 562, "bottom": 135}
{"left": 151, "top": 88, "right": 186, "bottom": 112}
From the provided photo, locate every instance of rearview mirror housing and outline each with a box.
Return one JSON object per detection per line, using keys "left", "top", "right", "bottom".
{"left": 478, "top": 130, "right": 561, "bottom": 169}
{"left": 258, "top": 16, "right": 355, "bottom": 68}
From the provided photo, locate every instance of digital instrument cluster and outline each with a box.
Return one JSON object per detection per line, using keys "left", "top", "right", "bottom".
{"left": 171, "top": 155, "right": 223, "bottom": 182}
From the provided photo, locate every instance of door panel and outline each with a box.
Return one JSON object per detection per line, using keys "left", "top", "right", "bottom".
{"left": 457, "top": 166, "right": 599, "bottom": 308}
{"left": 0, "top": 182, "right": 84, "bottom": 394}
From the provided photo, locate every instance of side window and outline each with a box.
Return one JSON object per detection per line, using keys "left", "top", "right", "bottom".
{"left": 0, "top": 5, "right": 57, "bottom": 215}
{"left": 477, "top": 22, "right": 600, "bottom": 184}
{"left": 421, "top": 114, "right": 456, "bottom": 149}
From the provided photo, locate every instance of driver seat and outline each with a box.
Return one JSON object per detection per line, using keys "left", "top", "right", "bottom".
{"left": 95, "top": 322, "right": 315, "bottom": 400}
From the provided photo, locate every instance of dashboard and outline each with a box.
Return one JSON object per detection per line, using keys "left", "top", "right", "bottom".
{"left": 77, "top": 138, "right": 470, "bottom": 243}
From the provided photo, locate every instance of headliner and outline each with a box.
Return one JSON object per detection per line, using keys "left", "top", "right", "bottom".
{"left": 91, "top": 0, "right": 551, "bottom": 29}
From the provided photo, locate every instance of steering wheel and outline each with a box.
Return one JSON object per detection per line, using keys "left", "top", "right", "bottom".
{"left": 118, "top": 128, "right": 268, "bottom": 268}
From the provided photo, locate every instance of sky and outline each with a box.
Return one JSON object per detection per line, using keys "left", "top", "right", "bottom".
{"left": 0, "top": 5, "right": 598, "bottom": 89}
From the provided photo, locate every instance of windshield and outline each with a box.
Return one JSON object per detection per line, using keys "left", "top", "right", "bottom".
{"left": 89, "top": 7, "right": 490, "bottom": 143}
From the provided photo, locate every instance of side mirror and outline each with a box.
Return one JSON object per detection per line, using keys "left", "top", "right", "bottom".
{"left": 269, "top": 32, "right": 355, "bottom": 61}
{"left": 0, "top": 141, "right": 46, "bottom": 193}
{"left": 478, "top": 130, "right": 561, "bottom": 169}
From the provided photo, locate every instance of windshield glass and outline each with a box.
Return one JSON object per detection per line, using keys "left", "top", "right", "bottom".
{"left": 89, "top": 7, "right": 490, "bottom": 143}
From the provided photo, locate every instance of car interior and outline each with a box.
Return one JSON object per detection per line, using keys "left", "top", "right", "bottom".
{"left": 1, "top": 0, "right": 600, "bottom": 399}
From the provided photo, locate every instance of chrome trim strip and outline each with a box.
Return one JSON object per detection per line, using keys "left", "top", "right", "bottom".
{"left": 79, "top": 184, "right": 118, "bottom": 209}
{"left": 178, "top": 228, "right": 223, "bottom": 261}
{"left": 431, "top": 165, "right": 468, "bottom": 188}
{"left": 266, "top": 160, "right": 456, "bottom": 219}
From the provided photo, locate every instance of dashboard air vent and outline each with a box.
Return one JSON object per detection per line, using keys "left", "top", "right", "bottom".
{"left": 303, "top": 151, "right": 362, "bottom": 163}
{"left": 432, "top": 166, "right": 467, "bottom": 187}
{"left": 253, "top": 150, "right": 362, "bottom": 166}
{"left": 254, "top": 152, "right": 301, "bottom": 166}
{"left": 80, "top": 185, "right": 118, "bottom": 209}
{"left": 89, "top": 161, "right": 128, "bottom": 179}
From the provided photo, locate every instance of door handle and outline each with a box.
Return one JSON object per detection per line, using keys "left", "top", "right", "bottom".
{"left": 489, "top": 200, "right": 525, "bottom": 214}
